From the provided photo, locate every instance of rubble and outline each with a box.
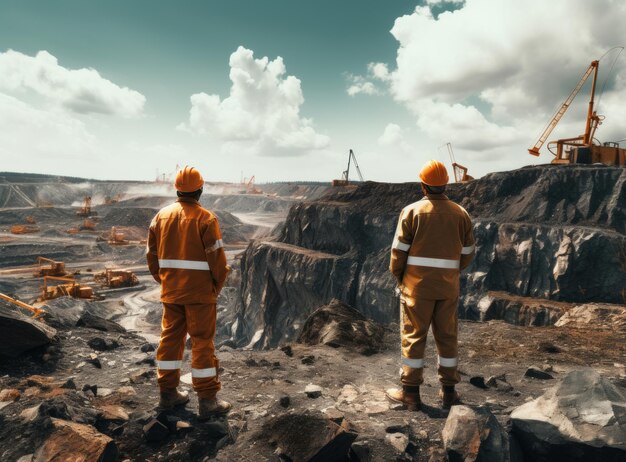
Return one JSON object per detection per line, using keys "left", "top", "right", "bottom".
{"left": 524, "top": 366, "right": 554, "bottom": 380}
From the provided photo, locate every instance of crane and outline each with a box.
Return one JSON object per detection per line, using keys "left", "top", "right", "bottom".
{"left": 445, "top": 143, "right": 474, "bottom": 183}
{"left": 332, "top": 149, "right": 364, "bottom": 186}
{"left": 528, "top": 56, "right": 625, "bottom": 166}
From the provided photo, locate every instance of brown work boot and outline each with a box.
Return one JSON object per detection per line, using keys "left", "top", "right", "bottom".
{"left": 439, "top": 386, "right": 461, "bottom": 408}
{"left": 159, "top": 389, "right": 189, "bottom": 409}
{"left": 198, "top": 397, "right": 232, "bottom": 420}
{"left": 385, "top": 386, "right": 421, "bottom": 411}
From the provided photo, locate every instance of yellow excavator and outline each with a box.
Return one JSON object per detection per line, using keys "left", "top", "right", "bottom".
{"left": 529, "top": 52, "right": 626, "bottom": 165}
{"left": 444, "top": 142, "right": 474, "bottom": 183}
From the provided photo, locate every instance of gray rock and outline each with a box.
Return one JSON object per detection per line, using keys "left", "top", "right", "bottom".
{"left": 385, "top": 433, "right": 409, "bottom": 453}
{"left": 470, "top": 376, "right": 488, "bottom": 389}
{"left": 524, "top": 366, "right": 554, "bottom": 380}
{"left": 143, "top": 419, "right": 169, "bottom": 442}
{"left": 76, "top": 312, "right": 125, "bottom": 333}
{"left": 0, "top": 300, "right": 57, "bottom": 357}
{"left": 442, "top": 405, "right": 511, "bottom": 462}
{"left": 511, "top": 368, "right": 626, "bottom": 461}
{"left": 301, "top": 355, "right": 315, "bottom": 365}
{"left": 279, "top": 394, "right": 290, "bottom": 408}
{"left": 305, "top": 384, "right": 323, "bottom": 399}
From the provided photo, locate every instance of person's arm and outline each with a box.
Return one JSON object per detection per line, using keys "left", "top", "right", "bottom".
{"left": 460, "top": 211, "right": 475, "bottom": 270}
{"left": 202, "top": 217, "right": 230, "bottom": 294}
{"left": 146, "top": 217, "right": 161, "bottom": 283}
{"left": 389, "top": 208, "right": 414, "bottom": 285}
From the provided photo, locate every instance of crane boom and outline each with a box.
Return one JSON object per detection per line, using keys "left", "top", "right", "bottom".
{"left": 350, "top": 149, "right": 364, "bottom": 182}
{"left": 528, "top": 60, "right": 599, "bottom": 156}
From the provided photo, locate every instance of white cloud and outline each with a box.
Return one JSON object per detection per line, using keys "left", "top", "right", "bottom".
{"left": 378, "top": 123, "right": 412, "bottom": 152}
{"left": 347, "top": 80, "right": 380, "bottom": 97}
{"left": 179, "top": 46, "right": 329, "bottom": 156}
{"left": 0, "top": 50, "right": 145, "bottom": 117}
{"left": 361, "top": 0, "right": 626, "bottom": 159}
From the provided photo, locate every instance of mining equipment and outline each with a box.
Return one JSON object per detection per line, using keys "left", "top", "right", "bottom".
{"left": 0, "top": 292, "right": 45, "bottom": 318}
{"left": 444, "top": 142, "right": 474, "bottom": 183}
{"left": 94, "top": 269, "right": 139, "bottom": 288}
{"left": 80, "top": 219, "right": 96, "bottom": 231}
{"left": 528, "top": 52, "right": 626, "bottom": 165}
{"left": 39, "top": 276, "right": 93, "bottom": 301}
{"left": 25, "top": 216, "right": 36, "bottom": 224}
{"left": 10, "top": 225, "right": 40, "bottom": 234}
{"left": 33, "top": 257, "right": 67, "bottom": 277}
{"left": 104, "top": 194, "right": 122, "bottom": 205}
{"left": 76, "top": 196, "right": 98, "bottom": 217}
{"left": 332, "top": 149, "right": 364, "bottom": 186}
{"left": 108, "top": 226, "right": 129, "bottom": 245}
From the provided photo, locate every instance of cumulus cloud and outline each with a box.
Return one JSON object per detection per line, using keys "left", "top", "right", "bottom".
{"left": 179, "top": 46, "right": 329, "bottom": 155}
{"left": 0, "top": 50, "right": 145, "bottom": 117}
{"left": 360, "top": 0, "right": 626, "bottom": 157}
{"left": 378, "top": 123, "right": 412, "bottom": 152}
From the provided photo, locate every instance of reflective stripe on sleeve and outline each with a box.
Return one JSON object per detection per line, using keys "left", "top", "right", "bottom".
{"left": 401, "top": 356, "right": 424, "bottom": 369}
{"left": 158, "top": 259, "right": 210, "bottom": 270}
{"left": 438, "top": 356, "right": 458, "bottom": 367}
{"left": 209, "top": 239, "right": 224, "bottom": 252}
{"left": 392, "top": 239, "right": 411, "bottom": 252}
{"left": 461, "top": 244, "right": 475, "bottom": 255}
{"left": 407, "top": 256, "right": 460, "bottom": 270}
{"left": 191, "top": 367, "right": 217, "bottom": 378}
{"left": 156, "top": 360, "right": 182, "bottom": 369}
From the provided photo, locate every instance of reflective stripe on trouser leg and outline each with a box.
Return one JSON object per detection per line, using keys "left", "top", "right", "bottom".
{"left": 186, "top": 303, "right": 221, "bottom": 399}
{"left": 157, "top": 303, "right": 187, "bottom": 391}
{"left": 431, "top": 297, "right": 461, "bottom": 386}
{"left": 400, "top": 296, "right": 436, "bottom": 386}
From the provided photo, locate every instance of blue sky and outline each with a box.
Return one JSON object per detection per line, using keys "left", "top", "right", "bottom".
{"left": 0, "top": 1, "right": 624, "bottom": 182}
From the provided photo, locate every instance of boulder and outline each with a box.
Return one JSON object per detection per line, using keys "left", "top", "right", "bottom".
{"left": 511, "top": 368, "right": 626, "bottom": 462}
{"left": 554, "top": 304, "right": 626, "bottom": 332}
{"left": 76, "top": 312, "right": 125, "bottom": 333}
{"left": 297, "top": 299, "right": 385, "bottom": 355}
{"left": 263, "top": 412, "right": 358, "bottom": 462}
{"left": 442, "top": 405, "right": 512, "bottom": 462}
{"left": 0, "top": 300, "right": 57, "bottom": 357}
{"left": 33, "top": 418, "right": 118, "bottom": 462}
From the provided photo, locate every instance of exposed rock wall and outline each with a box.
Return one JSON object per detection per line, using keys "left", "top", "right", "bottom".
{"left": 234, "top": 165, "right": 626, "bottom": 348}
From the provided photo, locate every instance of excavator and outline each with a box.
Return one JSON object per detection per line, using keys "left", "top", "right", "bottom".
{"left": 0, "top": 292, "right": 45, "bottom": 319}
{"left": 332, "top": 149, "right": 364, "bottom": 186}
{"left": 33, "top": 257, "right": 67, "bottom": 277}
{"left": 529, "top": 55, "right": 626, "bottom": 165}
{"left": 444, "top": 143, "right": 474, "bottom": 183}
{"left": 39, "top": 276, "right": 93, "bottom": 301}
{"left": 108, "top": 226, "right": 129, "bottom": 245}
{"left": 94, "top": 269, "right": 139, "bottom": 288}
{"left": 76, "top": 196, "right": 98, "bottom": 217}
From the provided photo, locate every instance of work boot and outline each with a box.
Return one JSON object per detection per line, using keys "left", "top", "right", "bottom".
{"left": 385, "top": 386, "right": 421, "bottom": 410}
{"left": 198, "top": 397, "right": 232, "bottom": 419}
{"left": 159, "top": 389, "right": 189, "bottom": 409}
{"left": 439, "top": 386, "right": 461, "bottom": 408}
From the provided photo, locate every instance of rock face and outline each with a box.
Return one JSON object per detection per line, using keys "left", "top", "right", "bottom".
{"left": 511, "top": 368, "right": 626, "bottom": 462}
{"left": 262, "top": 412, "right": 357, "bottom": 462}
{"left": 0, "top": 300, "right": 57, "bottom": 357}
{"left": 554, "top": 303, "right": 626, "bottom": 332}
{"left": 442, "top": 405, "right": 512, "bottom": 462}
{"left": 297, "top": 299, "right": 385, "bottom": 354}
{"left": 233, "top": 165, "right": 626, "bottom": 347}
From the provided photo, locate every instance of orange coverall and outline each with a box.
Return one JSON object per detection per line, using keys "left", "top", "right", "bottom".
{"left": 146, "top": 197, "right": 229, "bottom": 399}
{"left": 389, "top": 194, "right": 475, "bottom": 386}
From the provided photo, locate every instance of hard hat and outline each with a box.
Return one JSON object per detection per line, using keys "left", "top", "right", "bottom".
{"left": 174, "top": 166, "right": 204, "bottom": 192}
{"left": 419, "top": 160, "right": 449, "bottom": 187}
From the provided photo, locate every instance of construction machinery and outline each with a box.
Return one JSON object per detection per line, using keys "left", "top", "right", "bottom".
{"left": 33, "top": 257, "right": 67, "bottom": 277}
{"left": 529, "top": 55, "right": 626, "bottom": 165}
{"left": 39, "top": 276, "right": 93, "bottom": 301}
{"left": 332, "top": 149, "right": 364, "bottom": 186}
{"left": 108, "top": 226, "right": 129, "bottom": 245}
{"left": 94, "top": 269, "right": 139, "bottom": 288}
{"left": 80, "top": 219, "right": 96, "bottom": 231}
{"left": 76, "top": 196, "right": 98, "bottom": 217}
{"left": 444, "top": 142, "right": 474, "bottom": 183}
{"left": 0, "top": 292, "right": 45, "bottom": 319}
{"left": 104, "top": 194, "right": 122, "bottom": 205}
{"left": 10, "top": 225, "right": 40, "bottom": 234}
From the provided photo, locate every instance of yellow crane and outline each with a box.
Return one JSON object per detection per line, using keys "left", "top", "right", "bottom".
{"left": 444, "top": 143, "right": 474, "bottom": 183}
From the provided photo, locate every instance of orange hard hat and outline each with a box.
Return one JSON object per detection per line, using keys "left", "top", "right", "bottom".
{"left": 419, "top": 160, "right": 449, "bottom": 187}
{"left": 174, "top": 166, "right": 204, "bottom": 192}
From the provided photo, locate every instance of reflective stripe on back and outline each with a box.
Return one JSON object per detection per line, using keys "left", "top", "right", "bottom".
{"left": 407, "top": 256, "right": 460, "bottom": 270}
{"left": 159, "top": 259, "right": 210, "bottom": 270}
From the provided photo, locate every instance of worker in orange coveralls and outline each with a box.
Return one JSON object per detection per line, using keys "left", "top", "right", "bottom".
{"left": 386, "top": 160, "right": 475, "bottom": 410}
{"left": 146, "top": 166, "right": 231, "bottom": 418}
